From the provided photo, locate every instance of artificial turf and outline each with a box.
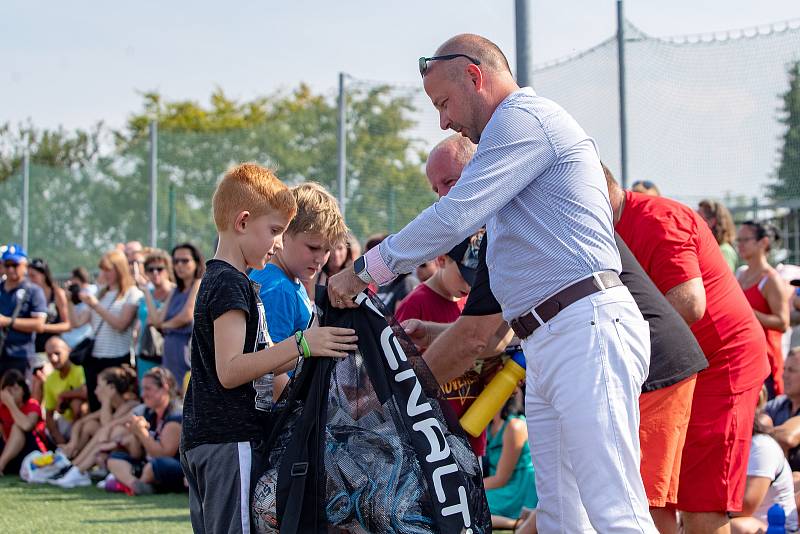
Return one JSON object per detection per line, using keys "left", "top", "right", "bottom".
{"left": 0, "top": 476, "right": 191, "bottom": 533}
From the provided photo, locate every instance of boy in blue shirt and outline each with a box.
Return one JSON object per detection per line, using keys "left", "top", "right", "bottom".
{"left": 250, "top": 182, "right": 348, "bottom": 351}
{"left": 181, "top": 167, "right": 357, "bottom": 534}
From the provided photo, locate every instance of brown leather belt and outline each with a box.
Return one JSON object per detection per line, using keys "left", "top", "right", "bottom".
{"left": 509, "top": 271, "right": 624, "bottom": 340}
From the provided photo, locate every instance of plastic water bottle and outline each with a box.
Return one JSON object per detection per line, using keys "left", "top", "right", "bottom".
{"left": 459, "top": 350, "right": 526, "bottom": 437}
{"left": 253, "top": 373, "right": 274, "bottom": 412}
{"left": 767, "top": 503, "right": 786, "bottom": 534}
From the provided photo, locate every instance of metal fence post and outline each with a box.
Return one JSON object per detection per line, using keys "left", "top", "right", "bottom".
{"left": 168, "top": 184, "right": 176, "bottom": 251}
{"left": 616, "top": 0, "right": 629, "bottom": 189}
{"left": 22, "top": 152, "right": 30, "bottom": 251}
{"left": 515, "top": 0, "right": 532, "bottom": 87}
{"left": 149, "top": 121, "right": 158, "bottom": 248}
{"left": 337, "top": 73, "right": 347, "bottom": 221}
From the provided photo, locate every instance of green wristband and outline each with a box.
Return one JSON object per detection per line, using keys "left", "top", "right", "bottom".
{"left": 294, "top": 331, "right": 304, "bottom": 357}
{"left": 300, "top": 335, "right": 311, "bottom": 359}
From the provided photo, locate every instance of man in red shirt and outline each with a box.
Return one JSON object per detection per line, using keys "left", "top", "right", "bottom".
{"left": 606, "top": 167, "right": 769, "bottom": 534}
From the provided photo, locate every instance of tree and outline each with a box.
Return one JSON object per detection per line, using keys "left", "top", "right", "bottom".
{"left": 0, "top": 84, "right": 435, "bottom": 274}
{"left": 0, "top": 122, "right": 115, "bottom": 272}
{"left": 0, "top": 121, "right": 105, "bottom": 182}
{"left": 123, "top": 85, "right": 434, "bottom": 249}
{"left": 770, "top": 61, "right": 800, "bottom": 200}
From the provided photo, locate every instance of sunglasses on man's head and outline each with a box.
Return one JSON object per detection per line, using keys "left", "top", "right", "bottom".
{"left": 418, "top": 54, "right": 481, "bottom": 77}
{"left": 632, "top": 180, "right": 656, "bottom": 189}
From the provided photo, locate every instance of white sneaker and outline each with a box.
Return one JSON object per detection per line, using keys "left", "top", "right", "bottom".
{"left": 51, "top": 466, "right": 91, "bottom": 488}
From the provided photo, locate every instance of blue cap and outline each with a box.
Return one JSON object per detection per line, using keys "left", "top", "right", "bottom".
{"left": 2, "top": 243, "right": 28, "bottom": 264}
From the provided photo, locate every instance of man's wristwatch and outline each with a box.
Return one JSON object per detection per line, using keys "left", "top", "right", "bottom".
{"left": 353, "top": 256, "right": 373, "bottom": 285}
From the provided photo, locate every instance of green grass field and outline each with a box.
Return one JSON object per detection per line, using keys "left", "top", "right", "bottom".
{"left": 0, "top": 476, "right": 191, "bottom": 533}
{"left": 0, "top": 476, "right": 515, "bottom": 533}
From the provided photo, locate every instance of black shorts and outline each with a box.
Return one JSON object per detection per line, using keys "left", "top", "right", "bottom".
{"left": 181, "top": 441, "right": 265, "bottom": 534}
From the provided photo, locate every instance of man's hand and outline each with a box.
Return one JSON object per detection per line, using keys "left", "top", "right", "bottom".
{"left": 327, "top": 269, "right": 368, "bottom": 309}
{"left": 402, "top": 319, "right": 433, "bottom": 350}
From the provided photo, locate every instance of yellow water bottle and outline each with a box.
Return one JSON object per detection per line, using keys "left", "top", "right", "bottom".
{"left": 459, "top": 349, "right": 526, "bottom": 437}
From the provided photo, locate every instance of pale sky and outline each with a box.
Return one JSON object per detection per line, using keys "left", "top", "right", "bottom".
{"left": 3, "top": 1, "right": 799, "bottom": 200}
{"left": 4, "top": 1, "right": 798, "bottom": 131}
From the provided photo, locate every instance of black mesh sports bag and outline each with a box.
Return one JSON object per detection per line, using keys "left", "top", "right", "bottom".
{"left": 251, "top": 290, "right": 491, "bottom": 533}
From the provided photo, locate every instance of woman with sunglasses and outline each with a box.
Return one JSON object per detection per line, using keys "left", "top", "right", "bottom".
{"left": 28, "top": 259, "right": 71, "bottom": 357}
{"left": 67, "top": 250, "right": 143, "bottom": 411}
{"left": 148, "top": 243, "right": 204, "bottom": 390}
{"left": 737, "top": 221, "right": 791, "bottom": 398}
{"left": 136, "top": 249, "right": 175, "bottom": 387}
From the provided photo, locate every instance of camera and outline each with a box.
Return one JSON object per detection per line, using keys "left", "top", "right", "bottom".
{"left": 67, "top": 283, "right": 81, "bottom": 305}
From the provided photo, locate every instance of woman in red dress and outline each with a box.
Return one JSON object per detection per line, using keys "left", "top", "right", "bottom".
{"left": 736, "top": 221, "right": 791, "bottom": 396}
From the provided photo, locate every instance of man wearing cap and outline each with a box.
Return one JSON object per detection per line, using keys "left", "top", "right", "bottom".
{"left": 329, "top": 34, "right": 657, "bottom": 532}
{"left": 0, "top": 244, "right": 48, "bottom": 377}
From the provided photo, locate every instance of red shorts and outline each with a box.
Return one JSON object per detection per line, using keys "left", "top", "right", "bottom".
{"left": 639, "top": 375, "right": 697, "bottom": 507}
{"left": 675, "top": 383, "right": 762, "bottom": 512}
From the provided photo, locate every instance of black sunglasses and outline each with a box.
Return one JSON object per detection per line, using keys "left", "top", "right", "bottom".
{"left": 419, "top": 54, "right": 481, "bottom": 77}
{"left": 632, "top": 180, "right": 656, "bottom": 189}
{"left": 3, "top": 261, "right": 19, "bottom": 269}
{"left": 146, "top": 266, "right": 166, "bottom": 273}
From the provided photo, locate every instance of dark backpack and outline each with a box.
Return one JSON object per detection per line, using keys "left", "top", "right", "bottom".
{"left": 251, "top": 290, "right": 491, "bottom": 534}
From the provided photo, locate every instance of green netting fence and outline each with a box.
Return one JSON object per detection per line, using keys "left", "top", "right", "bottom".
{"left": 3, "top": 17, "right": 800, "bottom": 274}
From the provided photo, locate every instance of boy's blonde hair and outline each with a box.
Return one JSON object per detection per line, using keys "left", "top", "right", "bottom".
{"left": 212, "top": 163, "right": 297, "bottom": 232}
{"left": 287, "top": 182, "right": 349, "bottom": 246}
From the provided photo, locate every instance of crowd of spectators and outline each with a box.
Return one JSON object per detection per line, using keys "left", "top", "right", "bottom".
{"left": 0, "top": 240, "right": 196, "bottom": 499}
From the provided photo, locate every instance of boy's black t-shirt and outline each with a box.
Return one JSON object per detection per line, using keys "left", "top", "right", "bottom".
{"left": 182, "top": 259, "right": 273, "bottom": 451}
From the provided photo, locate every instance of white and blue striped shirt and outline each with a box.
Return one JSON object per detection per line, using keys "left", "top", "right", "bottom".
{"left": 366, "top": 87, "right": 621, "bottom": 321}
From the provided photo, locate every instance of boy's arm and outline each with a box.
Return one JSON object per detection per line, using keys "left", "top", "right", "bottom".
{"left": 214, "top": 310, "right": 308, "bottom": 389}
{"left": 215, "top": 310, "right": 358, "bottom": 389}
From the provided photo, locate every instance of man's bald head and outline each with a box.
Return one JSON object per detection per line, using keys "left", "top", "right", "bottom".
{"left": 426, "top": 135, "right": 477, "bottom": 197}
{"left": 430, "top": 134, "right": 476, "bottom": 169}
{"left": 434, "top": 34, "right": 512, "bottom": 78}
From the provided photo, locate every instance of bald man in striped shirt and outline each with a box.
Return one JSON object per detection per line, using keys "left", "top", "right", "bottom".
{"left": 329, "top": 34, "right": 656, "bottom": 533}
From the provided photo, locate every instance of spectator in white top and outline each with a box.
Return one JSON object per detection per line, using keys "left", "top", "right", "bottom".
{"left": 62, "top": 267, "right": 97, "bottom": 348}
{"left": 731, "top": 388, "right": 799, "bottom": 533}
{"left": 67, "top": 250, "right": 142, "bottom": 412}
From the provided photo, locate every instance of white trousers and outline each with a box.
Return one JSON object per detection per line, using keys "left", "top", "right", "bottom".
{"left": 522, "top": 284, "right": 657, "bottom": 533}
